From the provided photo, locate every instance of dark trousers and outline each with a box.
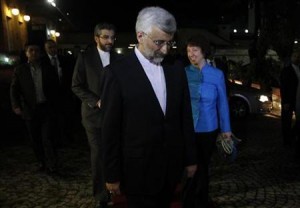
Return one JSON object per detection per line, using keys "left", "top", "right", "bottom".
{"left": 85, "top": 128, "right": 108, "bottom": 201}
{"left": 54, "top": 108, "right": 73, "bottom": 147}
{"left": 54, "top": 97, "right": 78, "bottom": 146}
{"left": 183, "top": 130, "right": 218, "bottom": 208}
{"left": 295, "top": 118, "right": 300, "bottom": 158}
{"left": 281, "top": 107, "right": 296, "bottom": 146}
{"left": 25, "top": 103, "right": 57, "bottom": 169}
{"left": 126, "top": 182, "right": 175, "bottom": 208}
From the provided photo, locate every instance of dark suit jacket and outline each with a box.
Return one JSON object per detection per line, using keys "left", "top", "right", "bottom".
{"left": 42, "top": 54, "right": 75, "bottom": 99}
{"left": 10, "top": 62, "right": 60, "bottom": 119}
{"left": 101, "top": 52, "right": 197, "bottom": 195}
{"left": 280, "top": 64, "right": 298, "bottom": 109}
{"left": 72, "top": 45, "right": 121, "bottom": 129}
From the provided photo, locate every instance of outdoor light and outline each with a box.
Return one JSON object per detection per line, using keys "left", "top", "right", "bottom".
{"left": 295, "top": 40, "right": 298, "bottom": 44}
{"left": 245, "top": 29, "right": 249, "bottom": 33}
{"left": 47, "top": 0, "right": 54, "bottom": 2}
{"left": 233, "top": 29, "right": 237, "bottom": 33}
{"left": 50, "top": 30, "right": 56, "bottom": 35}
{"left": 51, "top": 2, "right": 56, "bottom": 7}
{"left": 259, "top": 95, "right": 269, "bottom": 102}
{"left": 24, "top": 15, "right": 30, "bottom": 22}
{"left": 11, "top": 8, "right": 20, "bottom": 16}
{"left": 55, "top": 32, "right": 60, "bottom": 37}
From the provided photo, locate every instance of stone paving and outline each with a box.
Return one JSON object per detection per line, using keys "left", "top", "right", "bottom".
{"left": 1, "top": 112, "right": 300, "bottom": 208}
{"left": 210, "top": 113, "right": 300, "bottom": 208}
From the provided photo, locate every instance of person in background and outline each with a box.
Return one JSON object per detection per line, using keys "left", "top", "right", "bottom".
{"left": 43, "top": 39, "right": 76, "bottom": 146}
{"left": 101, "top": 6, "right": 197, "bottom": 208}
{"left": 72, "top": 22, "right": 121, "bottom": 208}
{"left": 10, "top": 41, "right": 60, "bottom": 175}
{"left": 280, "top": 49, "right": 300, "bottom": 158}
{"left": 184, "top": 35, "right": 232, "bottom": 208}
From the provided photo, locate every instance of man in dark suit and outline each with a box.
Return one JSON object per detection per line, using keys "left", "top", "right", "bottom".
{"left": 101, "top": 7, "right": 197, "bottom": 208}
{"left": 43, "top": 39, "right": 76, "bottom": 146}
{"left": 10, "top": 41, "right": 60, "bottom": 174}
{"left": 280, "top": 49, "right": 300, "bottom": 157}
{"left": 72, "top": 22, "right": 121, "bottom": 208}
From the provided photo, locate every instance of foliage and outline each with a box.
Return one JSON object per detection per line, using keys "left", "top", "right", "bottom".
{"left": 227, "top": 57, "right": 281, "bottom": 90}
{"left": 248, "top": 0, "right": 298, "bottom": 89}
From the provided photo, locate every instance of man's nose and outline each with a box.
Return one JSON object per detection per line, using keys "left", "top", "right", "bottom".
{"left": 160, "top": 44, "right": 169, "bottom": 54}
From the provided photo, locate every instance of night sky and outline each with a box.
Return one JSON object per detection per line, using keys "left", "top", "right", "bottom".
{"left": 59, "top": 0, "right": 248, "bottom": 33}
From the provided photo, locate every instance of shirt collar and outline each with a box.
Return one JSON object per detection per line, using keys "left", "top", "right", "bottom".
{"left": 48, "top": 54, "right": 57, "bottom": 59}
{"left": 97, "top": 47, "right": 109, "bottom": 56}
{"left": 134, "top": 47, "right": 161, "bottom": 67}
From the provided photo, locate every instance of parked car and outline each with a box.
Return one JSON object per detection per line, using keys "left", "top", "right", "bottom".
{"left": 228, "top": 81, "right": 273, "bottom": 119}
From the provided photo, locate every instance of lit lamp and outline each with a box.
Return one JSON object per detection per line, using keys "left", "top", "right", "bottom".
{"left": 50, "top": 30, "right": 56, "bottom": 36}
{"left": 23, "top": 15, "right": 30, "bottom": 22}
{"left": 11, "top": 8, "right": 20, "bottom": 16}
{"left": 55, "top": 32, "right": 60, "bottom": 37}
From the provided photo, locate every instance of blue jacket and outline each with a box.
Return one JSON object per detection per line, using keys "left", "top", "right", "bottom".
{"left": 185, "top": 63, "right": 231, "bottom": 133}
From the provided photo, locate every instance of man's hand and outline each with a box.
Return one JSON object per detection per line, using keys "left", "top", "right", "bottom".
{"left": 186, "top": 164, "right": 197, "bottom": 178}
{"left": 96, "top": 100, "right": 101, "bottom": 108}
{"left": 221, "top": 132, "right": 232, "bottom": 139}
{"left": 106, "top": 182, "right": 121, "bottom": 195}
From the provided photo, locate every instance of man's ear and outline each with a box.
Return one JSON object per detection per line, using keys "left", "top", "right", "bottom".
{"left": 137, "top": 31, "right": 143, "bottom": 38}
{"left": 94, "top": 36, "right": 98, "bottom": 43}
{"left": 136, "top": 31, "right": 144, "bottom": 42}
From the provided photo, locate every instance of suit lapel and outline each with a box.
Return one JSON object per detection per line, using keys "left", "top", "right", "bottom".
{"left": 130, "top": 53, "right": 165, "bottom": 117}
{"left": 110, "top": 51, "right": 117, "bottom": 63}
{"left": 90, "top": 46, "right": 103, "bottom": 70}
{"left": 96, "top": 48, "right": 103, "bottom": 69}
{"left": 23, "top": 64, "right": 35, "bottom": 90}
{"left": 162, "top": 64, "right": 172, "bottom": 117}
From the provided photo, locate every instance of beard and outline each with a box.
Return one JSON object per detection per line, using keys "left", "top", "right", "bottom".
{"left": 150, "top": 57, "right": 164, "bottom": 64}
{"left": 99, "top": 43, "right": 113, "bottom": 52}
{"left": 144, "top": 48, "right": 165, "bottom": 64}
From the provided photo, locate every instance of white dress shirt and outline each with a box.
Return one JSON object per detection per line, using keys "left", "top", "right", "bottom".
{"left": 48, "top": 54, "right": 62, "bottom": 81}
{"left": 97, "top": 48, "right": 110, "bottom": 67}
{"left": 30, "top": 63, "right": 46, "bottom": 103}
{"left": 135, "top": 47, "right": 166, "bottom": 115}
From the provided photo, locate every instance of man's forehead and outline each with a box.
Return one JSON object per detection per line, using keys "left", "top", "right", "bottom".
{"left": 99, "top": 29, "right": 115, "bottom": 34}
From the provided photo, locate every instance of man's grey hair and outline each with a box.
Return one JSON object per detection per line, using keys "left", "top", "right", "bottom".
{"left": 135, "top": 6, "right": 177, "bottom": 34}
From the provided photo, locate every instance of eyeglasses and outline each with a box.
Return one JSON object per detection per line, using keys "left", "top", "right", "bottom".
{"left": 98, "top": 35, "right": 116, "bottom": 41}
{"left": 143, "top": 32, "right": 176, "bottom": 48}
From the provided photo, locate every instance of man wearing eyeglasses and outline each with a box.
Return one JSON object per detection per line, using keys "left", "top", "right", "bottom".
{"left": 101, "top": 6, "right": 197, "bottom": 208}
{"left": 72, "top": 22, "right": 122, "bottom": 208}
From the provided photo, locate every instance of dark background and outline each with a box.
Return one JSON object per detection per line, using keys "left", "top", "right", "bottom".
{"left": 59, "top": 0, "right": 248, "bottom": 32}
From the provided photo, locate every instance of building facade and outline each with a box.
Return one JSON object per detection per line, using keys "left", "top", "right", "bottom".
{"left": 0, "top": 0, "right": 29, "bottom": 53}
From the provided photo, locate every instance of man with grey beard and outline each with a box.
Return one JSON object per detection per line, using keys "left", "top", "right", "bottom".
{"left": 101, "top": 6, "right": 197, "bottom": 208}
